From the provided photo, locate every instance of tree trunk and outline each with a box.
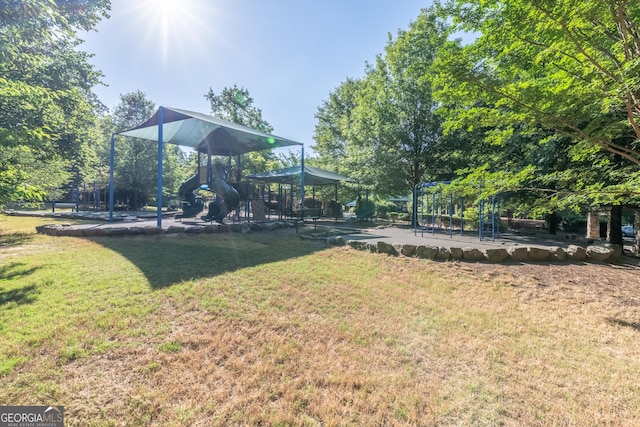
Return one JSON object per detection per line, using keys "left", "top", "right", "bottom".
{"left": 607, "top": 205, "right": 623, "bottom": 246}
{"left": 547, "top": 211, "right": 559, "bottom": 235}
{"left": 634, "top": 211, "right": 640, "bottom": 254}
{"left": 133, "top": 190, "right": 139, "bottom": 211}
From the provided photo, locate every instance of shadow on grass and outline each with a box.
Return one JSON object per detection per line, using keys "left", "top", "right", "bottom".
{"left": 606, "top": 318, "right": 640, "bottom": 331}
{"left": 0, "top": 262, "right": 41, "bottom": 281}
{"left": 0, "top": 263, "right": 41, "bottom": 306}
{"left": 0, "top": 232, "right": 35, "bottom": 247}
{"left": 0, "top": 284, "right": 39, "bottom": 306}
{"left": 92, "top": 230, "right": 326, "bottom": 289}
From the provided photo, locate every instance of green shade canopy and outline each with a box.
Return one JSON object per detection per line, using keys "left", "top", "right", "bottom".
{"left": 247, "top": 165, "right": 353, "bottom": 186}
{"left": 117, "top": 107, "right": 303, "bottom": 155}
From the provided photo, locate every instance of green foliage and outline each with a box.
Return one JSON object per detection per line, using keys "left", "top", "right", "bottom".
{"left": 313, "top": 9, "right": 455, "bottom": 197}
{"left": 205, "top": 85, "right": 273, "bottom": 133}
{"left": 158, "top": 341, "right": 183, "bottom": 353}
{"left": 0, "top": 0, "right": 110, "bottom": 206}
{"left": 110, "top": 91, "right": 157, "bottom": 209}
{"left": 375, "top": 199, "right": 396, "bottom": 219}
{"left": 104, "top": 91, "right": 189, "bottom": 208}
{"left": 204, "top": 85, "right": 281, "bottom": 178}
{"left": 355, "top": 197, "right": 375, "bottom": 219}
{"left": 435, "top": 0, "right": 640, "bottom": 165}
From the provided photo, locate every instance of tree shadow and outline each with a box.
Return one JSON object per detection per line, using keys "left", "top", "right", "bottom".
{"left": 606, "top": 318, "right": 640, "bottom": 331}
{"left": 0, "top": 262, "right": 41, "bottom": 280}
{"left": 0, "top": 232, "right": 35, "bottom": 247}
{"left": 91, "top": 229, "right": 326, "bottom": 289}
{"left": 0, "top": 284, "right": 39, "bottom": 306}
{"left": 0, "top": 263, "right": 42, "bottom": 306}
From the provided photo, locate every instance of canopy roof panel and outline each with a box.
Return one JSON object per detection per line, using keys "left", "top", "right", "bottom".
{"left": 117, "top": 107, "right": 302, "bottom": 156}
{"left": 247, "top": 165, "right": 353, "bottom": 186}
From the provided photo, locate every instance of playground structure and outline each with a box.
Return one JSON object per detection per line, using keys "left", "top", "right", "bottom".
{"left": 414, "top": 181, "right": 501, "bottom": 242}
{"left": 110, "top": 107, "right": 305, "bottom": 226}
{"left": 246, "top": 165, "right": 352, "bottom": 222}
{"left": 175, "top": 160, "right": 240, "bottom": 223}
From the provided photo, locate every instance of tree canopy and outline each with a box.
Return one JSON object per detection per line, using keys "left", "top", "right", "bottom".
{"left": 434, "top": 0, "right": 640, "bottom": 165}
{"left": 0, "top": 0, "right": 111, "bottom": 205}
{"left": 204, "top": 85, "right": 283, "bottom": 179}
{"left": 313, "top": 10, "right": 455, "bottom": 198}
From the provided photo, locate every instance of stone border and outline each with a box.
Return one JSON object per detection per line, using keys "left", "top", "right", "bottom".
{"left": 35, "top": 221, "right": 297, "bottom": 237}
{"left": 325, "top": 236, "right": 622, "bottom": 263}
{"left": 35, "top": 221, "right": 623, "bottom": 263}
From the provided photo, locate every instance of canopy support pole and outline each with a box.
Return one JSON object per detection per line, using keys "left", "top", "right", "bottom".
{"left": 156, "top": 107, "right": 164, "bottom": 227}
{"left": 108, "top": 134, "right": 115, "bottom": 223}
{"left": 335, "top": 184, "right": 338, "bottom": 222}
{"left": 300, "top": 145, "right": 305, "bottom": 210}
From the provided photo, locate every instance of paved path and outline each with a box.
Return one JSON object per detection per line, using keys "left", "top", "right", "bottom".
{"left": 319, "top": 223, "right": 592, "bottom": 251}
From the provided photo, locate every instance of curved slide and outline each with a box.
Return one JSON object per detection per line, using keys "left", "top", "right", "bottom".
{"left": 200, "top": 176, "right": 240, "bottom": 223}
{"left": 175, "top": 174, "right": 205, "bottom": 219}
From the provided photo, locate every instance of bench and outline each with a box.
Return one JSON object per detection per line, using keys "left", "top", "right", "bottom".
{"left": 51, "top": 202, "right": 78, "bottom": 212}
{"left": 294, "top": 207, "right": 322, "bottom": 230}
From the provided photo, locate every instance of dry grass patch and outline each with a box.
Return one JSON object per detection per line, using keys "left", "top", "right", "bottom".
{"left": 1, "top": 216, "right": 640, "bottom": 425}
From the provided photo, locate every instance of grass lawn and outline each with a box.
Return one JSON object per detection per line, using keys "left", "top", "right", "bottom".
{"left": 1, "top": 214, "right": 640, "bottom": 426}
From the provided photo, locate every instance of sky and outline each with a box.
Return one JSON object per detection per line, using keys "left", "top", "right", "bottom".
{"left": 80, "top": 0, "right": 432, "bottom": 150}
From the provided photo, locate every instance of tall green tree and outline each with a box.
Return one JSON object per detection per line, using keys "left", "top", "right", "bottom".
{"left": 434, "top": 0, "right": 640, "bottom": 244}
{"left": 314, "top": 10, "right": 455, "bottom": 198}
{"left": 110, "top": 91, "right": 186, "bottom": 209}
{"left": 435, "top": 0, "right": 640, "bottom": 165}
{"left": 204, "top": 84, "right": 281, "bottom": 179}
{"left": 0, "top": 0, "right": 110, "bottom": 205}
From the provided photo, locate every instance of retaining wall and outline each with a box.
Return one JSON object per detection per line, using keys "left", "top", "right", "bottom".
{"left": 326, "top": 236, "right": 622, "bottom": 264}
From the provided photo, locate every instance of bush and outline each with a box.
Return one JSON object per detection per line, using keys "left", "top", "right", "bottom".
{"left": 398, "top": 212, "right": 411, "bottom": 222}
{"left": 376, "top": 200, "right": 396, "bottom": 219}
{"left": 355, "top": 198, "right": 375, "bottom": 219}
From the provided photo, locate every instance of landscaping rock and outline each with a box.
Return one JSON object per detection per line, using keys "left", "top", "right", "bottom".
{"left": 35, "top": 225, "right": 48, "bottom": 234}
{"left": 484, "top": 248, "right": 509, "bottom": 262}
{"left": 415, "top": 245, "right": 439, "bottom": 259}
{"left": 566, "top": 245, "right": 587, "bottom": 261}
{"left": 436, "top": 247, "right": 451, "bottom": 261}
{"left": 401, "top": 244, "right": 417, "bottom": 257}
{"left": 326, "top": 236, "right": 345, "bottom": 246}
{"left": 166, "top": 225, "right": 186, "bottom": 234}
{"left": 104, "top": 227, "right": 129, "bottom": 236}
{"left": 508, "top": 247, "right": 528, "bottom": 261}
{"left": 549, "top": 246, "right": 567, "bottom": 261}
{"left": 366, "top": 242, "right": 378, "bottom": 253}
{"left": 143, "top": 226, "right": 162, "bottom": 235}
{"left": 347, "top": 240, "right": 367, "bottom": 251}
{"left": 377, "top": 241, "right": 398, "bottom": 256}
{"left": 128, "top": 226, "right": 146, "bottom": 235}
{"left": 265, "top": 223, "right": 279, "bottom": 231}
{"left": 82, "top": 228, "right": 98, "bottom": 237}
{"left": 462, "top": 247, "right": 484, "bottom": 261}
{"left": 449, "top": 247, "right": 464, "bottom": 260}
{"left": 586, "top": 245, "right": 613, "bottom": 262}
{"left": 528, "top": 247, "right": 550, "bottom": 261}
{"left": 392, "top": 242, "right": 405, "bottom": 254}
{"left": 202, "top": 224, "right": 219, "bottom": 234}
{"left": 603, "top": 243, "right": 622, "bottom": 259}
{"left": 249, "top": 223, "right": 266, "bottom": 231}
{"left": 185, "top": 226, "right": 203, "bottom": 234}
{"left": 64, "top": 228, "right": 85, "bottom": 237}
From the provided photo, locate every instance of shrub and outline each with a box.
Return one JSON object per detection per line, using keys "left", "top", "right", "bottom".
{"left": 355, "top": 198, "right": 375, "bottom": 219}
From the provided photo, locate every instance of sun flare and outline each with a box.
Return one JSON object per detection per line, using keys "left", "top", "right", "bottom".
{"left": 131, "top": 0, "right": 212, "bottom": 64}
